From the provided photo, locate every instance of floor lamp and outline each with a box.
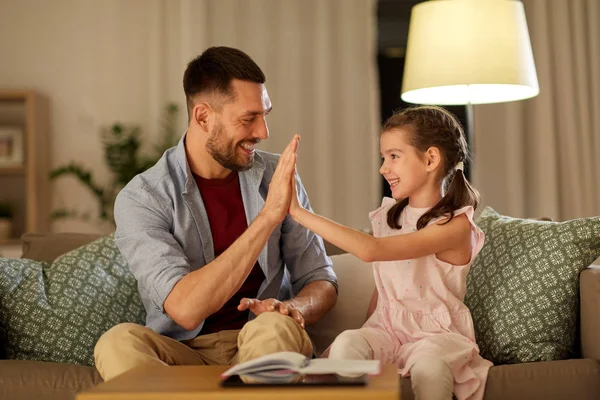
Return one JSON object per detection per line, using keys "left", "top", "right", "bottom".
{"left": 400, "top": 0, "right": 539, "bottom": 178}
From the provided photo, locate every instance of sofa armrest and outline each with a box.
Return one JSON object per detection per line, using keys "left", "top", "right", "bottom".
{"left": 580, "top": 266, "right": 600, "bottom": 360}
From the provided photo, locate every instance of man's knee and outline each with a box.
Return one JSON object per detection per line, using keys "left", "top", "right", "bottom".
{"left": 94, "top": 322, "right": 146, "bottom": 358}
{"left": 237, "top": 312, "right": 312, "bottom": 360}
{"left": 244, "top": 312, "right": 299, "bottom": 334}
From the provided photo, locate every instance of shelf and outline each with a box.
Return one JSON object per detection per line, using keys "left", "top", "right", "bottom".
{"left": 0, "top": 89, "right": 50, "bottom": 234}
{"left": 0, "top": 237, "right": 21, "bottom": 246}
{"left": 0, "top": 165, "right": 25, "bottom": 175}
{"left": 0, "top": 90, "right": 35, "bottom": 101}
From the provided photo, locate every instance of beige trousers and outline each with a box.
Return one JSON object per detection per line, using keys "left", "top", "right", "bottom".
{"left": 94, "top": 312, "right": 313, "bottom": 381}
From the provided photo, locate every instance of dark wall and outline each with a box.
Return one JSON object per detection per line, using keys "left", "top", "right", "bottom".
{"left": 377, "top": 0, "right": 469, "bottom": 196}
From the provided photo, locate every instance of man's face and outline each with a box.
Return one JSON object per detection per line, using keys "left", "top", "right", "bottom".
{"left": 206, "top": 79, "right": 272, "bottom": 171}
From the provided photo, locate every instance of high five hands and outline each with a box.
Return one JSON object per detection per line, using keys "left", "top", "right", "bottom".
{"left": 260, "top": 134, "right": 300, "bottom": 225}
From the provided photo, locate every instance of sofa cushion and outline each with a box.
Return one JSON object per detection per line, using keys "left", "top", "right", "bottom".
{"left": 306, "top": 253, "right": 375, "bottom": 356}
{"left": 0, "top": 235, "right": 145, "bottom": 366}
{"left": 465, "top": 207, "right": 600, "bottom": 364}
{"left": 481, "top": 359, "right": 600, "bottom": 400}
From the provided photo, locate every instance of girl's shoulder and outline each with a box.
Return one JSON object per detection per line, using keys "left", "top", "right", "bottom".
{"left": 432, "top": 205, "right": 485, "bottom": 250}
{"left": 430, "top": 205, "right": 479, "bottom": 230}
{"left": 368, "top": 197, "right": 397, "bottom": 221}
{"left": 368, "top": 197, "right": 398, "bottom": 238}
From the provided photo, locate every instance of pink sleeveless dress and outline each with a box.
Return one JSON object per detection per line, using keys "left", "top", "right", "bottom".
{"left": 361, "top": 198, "right": 492, "bottom": 400}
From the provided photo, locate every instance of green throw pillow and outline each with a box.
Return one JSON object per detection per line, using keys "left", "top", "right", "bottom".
{"left": 0, "top": 235, "right": 145, "bottom": 366}
{"left": 465, "top": 207, "right": 600, "bottom": 365}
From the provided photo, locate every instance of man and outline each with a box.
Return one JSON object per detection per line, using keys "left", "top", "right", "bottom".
{"left": 94, "top": 47, "right": 338, "bottom": 381}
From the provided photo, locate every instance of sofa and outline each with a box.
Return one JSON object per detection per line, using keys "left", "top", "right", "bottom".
{"left": 1, "top": 232, "right": 600, "bottom": 400}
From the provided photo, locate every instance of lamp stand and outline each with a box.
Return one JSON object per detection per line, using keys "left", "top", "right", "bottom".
{"left": 465, "top": 102, "right": 474, "bottom": 181}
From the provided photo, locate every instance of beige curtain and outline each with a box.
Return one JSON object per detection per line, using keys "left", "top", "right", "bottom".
{"left": 0, "top": 0, "right": 380, "bottom": 233}
{"left": 473, "top": 0, "right": 600, "bottom": 220}
{"left": 164, "top": 0, "right": 382, "bottom": 231}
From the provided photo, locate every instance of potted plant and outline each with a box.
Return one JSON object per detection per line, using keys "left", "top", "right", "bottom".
{"left": 0, "top": 202, "right": 13, "bottom": 239}
{"left": 49, "top": 103, "right": 180, "bottom": 226}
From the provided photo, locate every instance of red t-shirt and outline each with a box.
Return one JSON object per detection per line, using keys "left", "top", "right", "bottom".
{"left": 193, "top": 171, "right": 265, "bottom": 334}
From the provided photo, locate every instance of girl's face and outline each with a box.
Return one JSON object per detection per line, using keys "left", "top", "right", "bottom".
{"left": 379, "top": 128, "right": 429, "bottom": 200}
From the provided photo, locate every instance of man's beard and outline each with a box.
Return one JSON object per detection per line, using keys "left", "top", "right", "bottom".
{"left": 206, "top": 121, "right": 256, "bottom": 171}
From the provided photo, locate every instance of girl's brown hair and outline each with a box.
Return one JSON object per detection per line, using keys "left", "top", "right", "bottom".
{"left": 383, "top": 105, "right": 480, "bottom": 230}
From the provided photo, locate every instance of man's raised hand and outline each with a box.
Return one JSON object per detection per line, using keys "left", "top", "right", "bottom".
{"left": 261, "top": 135, "right": 300, "bottom": 224}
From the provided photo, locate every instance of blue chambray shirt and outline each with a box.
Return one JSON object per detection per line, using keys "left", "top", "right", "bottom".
{"left": 114, "top": 134, "right": 337, "bottom": 341}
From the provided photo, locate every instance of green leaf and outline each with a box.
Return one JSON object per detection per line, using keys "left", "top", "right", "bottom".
{"left": 48, "top": 102, "right": 181, "bottom": 226}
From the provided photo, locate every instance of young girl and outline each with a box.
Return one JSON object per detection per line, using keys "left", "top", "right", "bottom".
{"left": 287, "top": 106, "right": 492, "bottom": 400}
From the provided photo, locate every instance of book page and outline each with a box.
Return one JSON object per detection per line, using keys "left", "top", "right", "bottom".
{"left": 301, "top": 358, "right": 381, "bottom": 375}
{"left": 222, "top": 351, "right": 308, "bottom": 376}
{"left": 222, "top": 351, "right": 381, "bottom": 378}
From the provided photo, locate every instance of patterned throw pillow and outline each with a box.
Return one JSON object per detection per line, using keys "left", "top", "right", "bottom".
{"left": 465, "top": 207, "right": 600, "bottom": 365}
{"left": 0, "top": 235, "right": 145, "bottom": 366}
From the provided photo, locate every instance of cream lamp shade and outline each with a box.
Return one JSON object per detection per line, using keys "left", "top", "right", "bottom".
{"left": 401, "top": 0, "right": 539, "bottom": 105}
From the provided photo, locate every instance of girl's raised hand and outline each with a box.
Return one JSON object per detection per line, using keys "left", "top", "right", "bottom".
{"left": 261, "top": 134, "right": 300, "bottom": 224}
{"left": 289, "top": 165, "right": 302, "bottom": 217}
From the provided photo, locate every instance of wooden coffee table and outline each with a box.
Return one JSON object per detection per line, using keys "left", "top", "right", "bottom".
{"left": 76, "top": 364, "right": 399, "bottom": 400}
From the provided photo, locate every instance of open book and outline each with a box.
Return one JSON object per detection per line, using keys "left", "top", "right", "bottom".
{"left": 222, "top": 351, "right": 381, "bottom": 381}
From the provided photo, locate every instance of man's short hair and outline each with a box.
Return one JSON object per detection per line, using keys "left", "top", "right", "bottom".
{"left": 183, "top": 47, "right": 266, "bottom": 118}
